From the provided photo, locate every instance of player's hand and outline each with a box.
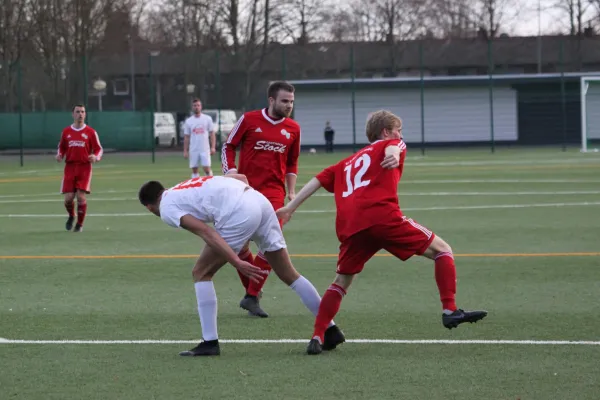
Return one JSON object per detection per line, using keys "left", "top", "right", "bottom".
{"left": 183, "top": 151, "right": 189, "bottom": 159}
{"left": 381, "top": 154, "right": 400, "bottom": 169}
{"left": 287, "top": 192, "right": 296, "bottom": 201}
{"left": 233, "top": 260, "right": 269, "bottom": 283}
{"left": 276, "top": 206, "right": 293, "bottom": 226}
{"left": 210, "top": 147, "right": 216, "bottom": 155}
{"left": 55, "top": 154, "right": 62, "bottom": 162}
{"left": 88, "top": 154, "right": 98, "bottom": 163}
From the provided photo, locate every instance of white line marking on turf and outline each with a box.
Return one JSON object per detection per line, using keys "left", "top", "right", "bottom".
{"left": 2, "top": 201, "right": 600, "bottom": 218}
{"left": 0, "top": 339, "right": 599, "bottom": 345}
{"left": 0, "top": 338, "right": 8, "bottom": 343}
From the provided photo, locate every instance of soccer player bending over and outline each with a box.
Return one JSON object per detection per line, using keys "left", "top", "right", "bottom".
{"left": 276, "top": 110, "right": 488, "bottom": 355}
{"left": 138, "top": 175, "right": 345, "bottom": 356}
{"left": 56, "top": 104, "right": 103, "bottom": 232}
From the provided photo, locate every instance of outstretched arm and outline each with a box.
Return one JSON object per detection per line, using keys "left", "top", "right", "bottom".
{"left": 276, "top": 177, "right": 322, "bottom": 225}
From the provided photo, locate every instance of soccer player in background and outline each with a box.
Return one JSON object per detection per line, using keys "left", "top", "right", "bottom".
{"left": 221, "top": 81, "right": 300, "bottom": 318}
{"left": 138, "top": 175, "right": 345, "bottom": 356}
{"left": 183, "top": 98, "right": 216, "bottom": 178}
{"left": 277, "top": 110, "right": 488, "bottom": 355}
{"left": 56, "top": 104, "right": 103, "bottom": 232}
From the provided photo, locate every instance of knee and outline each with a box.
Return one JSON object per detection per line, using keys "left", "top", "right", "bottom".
{"left": 333, "top": 274, "right": 354, "bottom": 292}
{"left": 76, "top": 193, "right": 86, "bottom": 203}
{"left": 192, "top": 264, "right": 212, "bottom": 282}
{"left": 433, "top": 237, "right": 452, "bottom": 257}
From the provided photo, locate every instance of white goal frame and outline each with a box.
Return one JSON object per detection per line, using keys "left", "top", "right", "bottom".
{"left": 580, "top": 76, "right": 600, "bottom": 152}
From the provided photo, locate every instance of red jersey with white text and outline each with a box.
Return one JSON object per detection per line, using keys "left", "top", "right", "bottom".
{"left": 315, "top": 139, "right": 407, "bottom": 242}
{"left": 221, "top": 109, "right": 300, "bottom": 204}
{"left": 57, "top": 124, "right": 103, "bottom": 164}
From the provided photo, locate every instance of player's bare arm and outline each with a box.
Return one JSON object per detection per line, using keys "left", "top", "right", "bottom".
{"left": 183, "top": 135, "right": 190, "bottom": 158}
{"left": 276, "top": 177, "right": 322, "bottom": 225}
{"left": 209, "top": 130, "right": 216, "bottom": 155}
{"left": 179, "top": 214, "right": 266, "bottom": 282}
{"left": 381, "top": 144, "right": 401, "bottom": 169}
{"left": 285, "top": 174, "right": 297, "bottom": 201}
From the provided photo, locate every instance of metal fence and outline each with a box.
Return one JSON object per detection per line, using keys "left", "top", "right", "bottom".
{"left": 2, "top": 35, "right": 600, "bottom": 165}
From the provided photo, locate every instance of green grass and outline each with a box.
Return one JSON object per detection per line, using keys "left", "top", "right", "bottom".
{"left": 1, "top": 147, "right": 600, "bottom": 399}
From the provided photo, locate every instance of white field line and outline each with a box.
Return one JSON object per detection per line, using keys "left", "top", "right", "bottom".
{"left": 0, "top": 339, "right": 599, "bottom": 345}
{"left": 1, "top": 190, "right": 600, "bottom": 204}
{"left": 1, "top": 201, "right": 600, "bottom": 218}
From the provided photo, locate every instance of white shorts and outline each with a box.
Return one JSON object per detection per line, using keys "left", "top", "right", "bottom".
{"left": 216, "top": 189, "right": 286, "bottom": 254}
{"left": 189, "top": 151, "right": 211, "bottom": 169}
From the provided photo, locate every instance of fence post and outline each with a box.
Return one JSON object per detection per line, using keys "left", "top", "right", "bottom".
{"left": 419, "top": 41, "right": 425, "bottom": 156}
{"left": 487, "top": 38, "right": 495, "bottom": 153}
{"left": 350, "top": 44, "right": 357, "bottom": 152}
{"left": 560, "top": 39, "right": 567, "bottom": 152}
{"left": 18, "top": 59, "right": 24, "bottom": 167}
{"left": 149, "top": 53, "right": 155, "bottom": 163}
{"left": 83, "top": 55, "right": 88, "bottom": 109}
{"left": 281, "top": 46, "right": 286, "bottom": 80}
{"left": 216, "top": 50, "right": 222, "bottom": 150}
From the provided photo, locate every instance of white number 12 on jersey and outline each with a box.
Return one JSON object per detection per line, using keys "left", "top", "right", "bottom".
{"left": 342, "top": 154, "right": 371, "bottom": 197}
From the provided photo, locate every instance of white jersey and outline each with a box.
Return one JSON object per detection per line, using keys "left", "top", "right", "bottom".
{"left": 184, "top": 114, "right": 214, "bottom": 153}
{"left": 159, "top": 176, "right": 247, "bottom": 229}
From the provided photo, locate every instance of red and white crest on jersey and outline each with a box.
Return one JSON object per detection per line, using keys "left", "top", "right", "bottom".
{"left": 221, "top": 108, "right": 301, "bottom": 204}
{"left": 57, "top": 124, "right": 103, "bottom": 164}
{"left": 316, "top": 139, "right": 407, "bottom": 242}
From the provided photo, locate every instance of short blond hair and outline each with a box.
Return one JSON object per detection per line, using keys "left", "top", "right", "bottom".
{"left": 365, "top": 110, "right": 402, "bottom": 143}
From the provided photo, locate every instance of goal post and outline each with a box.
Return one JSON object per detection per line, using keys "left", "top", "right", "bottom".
{"left": 580, "top": 76, "right": 600, "bottom": 152}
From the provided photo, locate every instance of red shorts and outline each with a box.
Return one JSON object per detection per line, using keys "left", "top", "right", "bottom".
{"left": 336, "top": 213, "right": 435, "bottom": 275}
{"left": 61, "top": 163, "right": 93, "bottom": 194}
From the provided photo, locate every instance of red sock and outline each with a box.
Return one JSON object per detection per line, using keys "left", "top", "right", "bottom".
{"left": 312, "top": 284, "right": 346, "bottom": 343}
{"left": 246, "top": 254, "right": 272, "bottom": 297}
{"left": 77, "top": 202, "right": 87, "bottom": 226}
{"left": 65, "top": 201, "right": 75, "bottom": 217}
{"left": 435, "top": 252, "right": 457, "bottom": 311}
{"left": 236, "top": 249, "right": 254, "bottom": 291}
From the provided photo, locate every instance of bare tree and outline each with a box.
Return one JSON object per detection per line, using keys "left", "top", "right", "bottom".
{"left": 271, "top": 0, "right": 334, "bottom": 44}
{"left": 0, "top": 0, "right": 30, "bottom": 111}
{"left": 472, "top": 0, "right": 522, "bottom": 37}
{"left": 421, "top": 0, "right": 478, "bottom": 38}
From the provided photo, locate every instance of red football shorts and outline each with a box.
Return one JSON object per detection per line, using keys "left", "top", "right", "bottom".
{"left": 61, "top": 163, "right": 93, "bottom": 194}
{"left": 336, "top": 212, "right": 436, "bottom": 275}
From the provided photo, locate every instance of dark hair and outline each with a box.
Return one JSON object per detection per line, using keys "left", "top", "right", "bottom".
{"left": 192, "top": 98, "right": 201, "bottom": 104}
{"left": 138, "top": 181, "right": 165, "bottom": 206}
{"left": 267, "top": 81, "right": 294, "bottom": 100}
{"left": 72, "top": 104, "right": 86, "bottom": 111}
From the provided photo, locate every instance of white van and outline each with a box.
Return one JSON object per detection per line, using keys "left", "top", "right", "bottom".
{"left": 154, "top": 112, "right": 177, "bottom": 147}
{"left": 203, "top": 109, "right": 238, "bottom": 143}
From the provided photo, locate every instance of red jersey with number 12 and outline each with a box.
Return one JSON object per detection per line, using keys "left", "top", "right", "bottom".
{"left": 315, "top": 139, "right": 407, "bottom": 242}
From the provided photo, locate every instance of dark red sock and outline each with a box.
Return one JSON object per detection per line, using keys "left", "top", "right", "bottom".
{"left": 312, "top": 284, "right": 346, "bottom": 343}
{"left": 77, "top": 202, "right": 87, "bottom": 226}
{"left": 236, "top": 249, "right": 254, "bottom": 291}
{"left": 65, "top": 201, "right": 75, "bottom": 217}
{"left": 434, "top": 252, "right": 457, "bottom": 311}
{"left": 247, "top": 254, "right": 272, "bottom": 297}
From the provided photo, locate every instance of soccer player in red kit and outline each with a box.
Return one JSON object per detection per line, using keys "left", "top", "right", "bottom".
{"left": 277, "top": 110, "right": 488, "bottom": 355}
{"left": 221, "top": 81, "right": 300, "bottom": 318}
{"left": 56, "top": 104, "right": 103, "bottom": 232}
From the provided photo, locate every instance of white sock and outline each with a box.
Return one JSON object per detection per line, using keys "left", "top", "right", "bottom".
{"left": 194, "top": 281, "right": 218, "bottom": 341}
{"left": 191, "top": 172, "right": 200, "bottom": 178}
{"left": 290, "top": 276, "right": 335, "bottom": 327}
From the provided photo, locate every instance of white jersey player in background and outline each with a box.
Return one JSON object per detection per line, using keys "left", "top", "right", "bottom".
{"left": 137, "top": 175, "right": 344, "bottom": 357}
{"left": 183, "top": 98, "right": 216, "bottom": 178}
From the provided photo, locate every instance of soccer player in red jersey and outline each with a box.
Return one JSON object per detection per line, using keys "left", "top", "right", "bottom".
{"left": 55, "top": 104, "right": 103, "bottom": 232}
{"left": 277, "top": 110, "right": 488, "bottom": 355}
{"left": 221, "top": 81, "right": 300, "bottom": 318}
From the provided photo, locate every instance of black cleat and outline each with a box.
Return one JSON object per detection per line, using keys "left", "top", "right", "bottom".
{"left": 240, "top": 295, "right": 268, "bottom": 318}
{"left": 73, "top": 224, "right": 83, "bottom": 233}
{"left": 66, "top": 216, "right": 74, "bottom": 231}
{"left": 442, "top": 309, "right": 488, "bottom": 329}
{"left": 322, "top": 325, "right": 346, "bottom": 351}
{"left": 306, "top": 338, "right": 323, "bottom": 355}
{"left": 179, "top": 340, "right": 220, "bottom": 357}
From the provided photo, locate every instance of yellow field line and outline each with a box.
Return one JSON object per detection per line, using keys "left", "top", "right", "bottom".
{"left": 1, "top": 252, "right": 599, "bottom": 260}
